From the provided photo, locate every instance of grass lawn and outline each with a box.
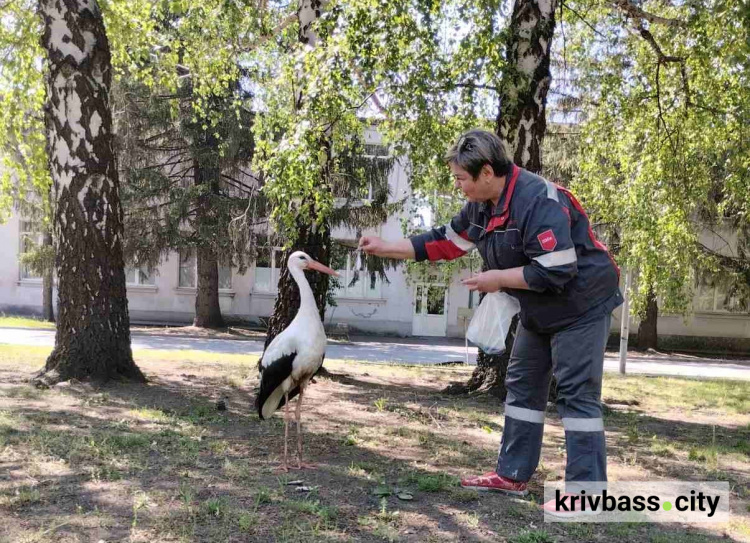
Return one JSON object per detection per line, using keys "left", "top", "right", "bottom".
{"left": 0, "top": 345, "right": 749, "bottom": 542}
{"left": 0, "top": 315, "right": 55, "bottom": 330}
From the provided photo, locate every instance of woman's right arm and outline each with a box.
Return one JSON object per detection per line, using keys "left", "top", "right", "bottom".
{"left": 361, "top": 202, "right": 475, "bottom": 262}
{"left": 358, "top": 236, "right": 416, "bottom": 260}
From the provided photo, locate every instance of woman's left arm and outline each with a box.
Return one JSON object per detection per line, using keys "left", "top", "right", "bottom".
{"left": 461, "top": 267, "right": 529, "bottom": 293}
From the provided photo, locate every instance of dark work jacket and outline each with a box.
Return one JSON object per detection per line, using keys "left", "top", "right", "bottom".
{"left": 410, "top": 165, "right": 623, "bottom": 333}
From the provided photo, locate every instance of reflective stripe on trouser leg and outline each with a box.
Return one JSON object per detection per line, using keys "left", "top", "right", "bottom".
{"left": 496, "top": 322, "right": 552, "bottom": 482}
{"left": 551, "top": 312, "right": 611, "bottom": 494}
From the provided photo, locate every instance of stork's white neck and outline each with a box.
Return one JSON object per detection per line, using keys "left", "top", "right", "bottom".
{"left": 289, "top": 264, "right": 320, "bottom": 320}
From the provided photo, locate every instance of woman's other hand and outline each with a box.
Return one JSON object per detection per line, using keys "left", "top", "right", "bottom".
{"left": 462, "top": 270, "right": 503, "bottom": 293}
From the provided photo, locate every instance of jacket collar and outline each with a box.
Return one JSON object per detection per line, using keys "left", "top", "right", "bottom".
{"left": 484, "top": 164, "right": 520, "bottom": 232}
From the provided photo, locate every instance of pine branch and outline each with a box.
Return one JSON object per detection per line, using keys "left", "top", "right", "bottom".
{"left": 237, "top": 167, "right": 262, "bottom": 183}
{"left": 135, "top": 156, "right": 191, "bottom": 172}
{"left": 139, "top": 129, "right": 181, "bottom": 145}
{"left": 123, "top": 199, "right": 181, "bottom": 216}
{"left": 220, "top": 173, "right": 258, "bottom": 195}
{"left": 164, "top": 165, "right": 195, "bottom": 180}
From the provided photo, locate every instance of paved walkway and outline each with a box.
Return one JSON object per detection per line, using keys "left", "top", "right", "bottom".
{"left": 1, "top": 327, "right": 749, "bottom": 380}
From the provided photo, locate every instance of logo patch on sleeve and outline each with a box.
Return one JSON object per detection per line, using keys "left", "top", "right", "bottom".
{"left": 537, "top": 229, "right": 557, "bottom": 251}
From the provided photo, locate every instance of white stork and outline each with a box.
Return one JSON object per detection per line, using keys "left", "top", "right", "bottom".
{"left": 256, "top": 250, "right": 339, "bottom": 471}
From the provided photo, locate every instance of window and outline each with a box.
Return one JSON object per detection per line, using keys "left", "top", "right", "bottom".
{"left": 254, "top": 246, "right": 282, "bottom": 292}
{"left": 178, "top": 248, "right": 233, "bottom": 290}
{"left": 333, "top": 143, "right": 392, "bottom": 202}
{"left": 125, "top": 265, "right": 155, "bottom": 286}
{"left": 333, "top": 250, "right": 382, "bottom": 299}
{"left": 179, "top": 249, "right": 197, "bottom": 288}
{"left": 218, "top": 263, "right": 232, "bottom": 290}
{"left": 414, "top": 284, "right": 446, "bottom": 315}
{"left": 694, "top": 274, "right": 748, "bottom": 313}
{"left": 358, "top": 144, "right": 391, "bottom": 201}
{"left": 364, "top": 144, "right": 390, "bottom": 158}
{"left": 426, "top": 286, "right": 446, "bottom": 315}
{"left": 19, "top": 220, "right": 43, "bottom": 280}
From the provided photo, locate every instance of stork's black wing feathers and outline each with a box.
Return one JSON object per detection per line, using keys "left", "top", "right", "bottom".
{"left": 256, "top": 351, "right": 297, "bottom": 420}
{"left": 275, "top": 353, "right": 327, "bottom": 411}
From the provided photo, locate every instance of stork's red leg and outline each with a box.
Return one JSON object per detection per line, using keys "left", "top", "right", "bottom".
{"left": 294, "top": 386, "right": 316, "bottom": 470}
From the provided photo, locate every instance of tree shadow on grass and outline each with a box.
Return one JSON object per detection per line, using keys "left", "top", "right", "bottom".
{"left": 0, "top": 367, "right": 745, "bottom": 542}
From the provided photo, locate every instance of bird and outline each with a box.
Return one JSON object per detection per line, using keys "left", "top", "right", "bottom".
{"left": 255, "top": 250, "right": 339, "bottom": 472}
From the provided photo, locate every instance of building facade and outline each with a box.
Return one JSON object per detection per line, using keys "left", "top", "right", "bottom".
{"left": 1, "top": 137, "right": 749, "bottom": 352}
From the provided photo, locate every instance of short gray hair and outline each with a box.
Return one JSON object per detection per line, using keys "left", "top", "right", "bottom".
{"left": 444, "top": 129, "right": 512, "bottom": 179}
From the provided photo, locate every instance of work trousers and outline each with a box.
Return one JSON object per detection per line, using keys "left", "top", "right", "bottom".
{"left": 496, "top": 311, "right": 610, "bottom": 493}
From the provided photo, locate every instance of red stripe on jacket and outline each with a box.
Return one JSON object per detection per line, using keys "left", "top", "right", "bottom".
{"left": 557, "top": 187, "right": 620, "bottom": 278}
{"left": 425, "top": 240, "right": 466, "bottom": 261}
{"left": 486, "top": 165, "right": 521, "bottom": 233}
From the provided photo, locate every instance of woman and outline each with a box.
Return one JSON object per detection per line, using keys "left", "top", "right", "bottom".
{"left": 359, "top": 129, "right": 622, "bottom": 515}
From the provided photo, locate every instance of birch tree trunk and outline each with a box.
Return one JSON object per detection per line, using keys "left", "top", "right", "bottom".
{"left": 35, "top": 0, "right": 144, "bottom": 386}
{"left": 455, "top": 0, "right": 558, "bottom": 398}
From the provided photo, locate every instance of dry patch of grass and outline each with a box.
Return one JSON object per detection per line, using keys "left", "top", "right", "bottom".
{"left": 0, "top": 345, "right": 748, "bottom": 542}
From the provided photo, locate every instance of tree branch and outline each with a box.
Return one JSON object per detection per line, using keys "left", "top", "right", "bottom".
{"left": 220, "top": 173, "right": 259, "bottom": 195}
{"left": 610, "top": 0, "right": 686, "bottom": 28}
{"left": 561, "top": 0, "right": 606, "bottom": 38}
{"left": 638, "top": 25, "right": 691, "bottom": 107}
{"left": 655, "top": 60, "right": 678, "bottom": 156}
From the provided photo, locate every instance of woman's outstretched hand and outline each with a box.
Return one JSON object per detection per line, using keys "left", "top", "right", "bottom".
{"left": 357, "top": 236, "right": 416, "bottom": 260}
{"left": 358, "top": 236, "right": 386, "bottom": 256}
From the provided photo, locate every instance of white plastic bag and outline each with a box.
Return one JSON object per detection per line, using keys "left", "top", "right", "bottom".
{"left": 466, "top": 292, "right": 520, "bottom": 355}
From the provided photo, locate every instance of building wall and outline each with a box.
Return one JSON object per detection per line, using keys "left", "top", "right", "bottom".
{"left": 0, "top": 214, "right": 56, "bottom": 315}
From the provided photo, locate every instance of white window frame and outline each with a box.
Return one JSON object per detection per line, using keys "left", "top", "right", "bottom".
{"left": 18, "top": 219, "right": 44, "bottom": 282}
{"left": 359, "top": 144, "right": 391, "bottom": 202}
{"left": 694, "top": 277, "right": 748, "bottom": 314}
{"left": 333, "top": 143, "right": 391, "bottom": 206}
{"left": 125, "top": 265, "right": 156, "bottom": 288}
{"left": 178, "top": 248, "right": 197, "bottom": 289}
{"left": 413, "top": 282, "right": 448, "bottom": 316}
{"left": 253, "top": 246, "right": 283, "bottom": 293}
{"left": 334, "top": 253, "right": 383, "bottom": 300}
{"left": 176, "top": 248, "right": 233, "bottom": 291}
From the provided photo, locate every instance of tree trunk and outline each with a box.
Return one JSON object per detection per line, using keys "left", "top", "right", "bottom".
{"left": 35, "top": 0, "right": 144, "bottom": 386}
{"left": 637, "top": 287, "right": 658, "bottom": 350}
{"left": 496, "top": 0, "right": 558, "bottom": 172}
{"left": 455, "top": 0, "right": 558, "bottom": 399}
{"left": 192, "top": 157, "right": 225, "bottom": 328}
{"left": 42, "top": 228, "right": 54, "bottom": 323}
{"left": 264, "top": 0, "right": 332, "bottom": 348}
{"left": 194, "top": 245, "right": 225, "bottom": 328}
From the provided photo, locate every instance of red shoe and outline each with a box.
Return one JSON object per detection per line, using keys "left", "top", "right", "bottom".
{"left": 541, "top": 492, "right": 601, "bottom": 518}
{"left": 460, "top": 472, "right": 528, "bottom": 496}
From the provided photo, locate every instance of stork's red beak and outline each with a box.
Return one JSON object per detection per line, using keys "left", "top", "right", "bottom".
{"left": 307, "top": 259, "right": 340, "bottom": 277}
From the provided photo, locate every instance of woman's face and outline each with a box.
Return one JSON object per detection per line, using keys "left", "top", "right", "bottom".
{"left": 450, "top": 162, "right": 492, "bottom": 203}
